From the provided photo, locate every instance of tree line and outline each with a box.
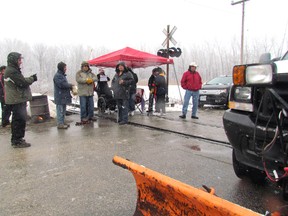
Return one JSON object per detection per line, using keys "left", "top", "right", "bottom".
{"left": 0, "top": 37, "right": 286, "bottom": 97}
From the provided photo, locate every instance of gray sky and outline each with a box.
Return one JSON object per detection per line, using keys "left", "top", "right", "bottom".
{"left": 1, "top": 0, "right": 288, "bottom": 51}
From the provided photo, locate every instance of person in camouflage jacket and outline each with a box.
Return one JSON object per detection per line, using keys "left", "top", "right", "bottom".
{"left": 4, "top": 52, "right": 37, "bottom": 148}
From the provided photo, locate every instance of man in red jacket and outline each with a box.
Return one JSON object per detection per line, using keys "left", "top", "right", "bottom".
{"left": 179, "top": 62, "right": 202, "bottom": 119}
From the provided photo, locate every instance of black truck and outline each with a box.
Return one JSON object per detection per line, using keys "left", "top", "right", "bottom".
{"left": 223, "top": 51, "right": 288, "bottom": 198}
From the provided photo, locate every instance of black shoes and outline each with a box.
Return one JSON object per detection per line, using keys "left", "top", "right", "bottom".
{"left": 89, "top": 117, "right": 97, "bottom": 122}
{"left": 179, "top": 115, "right": 186, "bottom": 119}
{"left": 119, "top": 121, "right": 128, "bottom": 125}
{"left": 57, "top": 124, "right": 69, "bottom": 129}
{"left": 12, "top": 139, "right": 31, "bottom": 148}
{"left": 179, "top": 115, "right": 199, "bottom": 119}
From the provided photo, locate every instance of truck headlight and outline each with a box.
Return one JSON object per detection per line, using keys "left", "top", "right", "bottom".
{"left": 234, "top": 87, "right": 251, "bottom": 102}
{"left": 246, "top": 64, "right": 273, "bottom": 85}
{"left": 228, "top": 86, "right": 253, "bottom": 112}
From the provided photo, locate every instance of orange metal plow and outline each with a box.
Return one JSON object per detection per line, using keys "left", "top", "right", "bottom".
{"left": 113, "top": 155, "right": 263, "bottom": 216}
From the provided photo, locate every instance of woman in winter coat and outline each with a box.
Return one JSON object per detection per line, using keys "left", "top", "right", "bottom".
{"left": 111, "top": 62, "right": 134, "bottom": 125}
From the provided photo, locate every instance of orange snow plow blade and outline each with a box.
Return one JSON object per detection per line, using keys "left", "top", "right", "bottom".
{"left": 113, "top": 155, "right": 262, "bottom": 216}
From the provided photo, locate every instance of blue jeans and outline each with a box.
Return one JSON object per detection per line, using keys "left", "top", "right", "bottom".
{"left": 182, "top": 90, "right": 199, "bottom": 117}
{"left": 56, "top": 104, "right": 66, "bottom": 125}
{"left": 79, "top": 96, "right": 94, "bottom": 120}
{"left": 116, "top": 99, "right": 129, "bottom": 123}
{"left": 128, "top": 93, "right": 136, "bottom": 112}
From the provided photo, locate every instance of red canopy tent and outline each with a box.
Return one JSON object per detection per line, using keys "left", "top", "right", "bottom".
{"left": 88, "top": 47, "right": 173, "bottom": 68}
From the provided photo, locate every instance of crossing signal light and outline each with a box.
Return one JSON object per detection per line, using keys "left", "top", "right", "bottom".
{"left": 157, "top": 49, "right": 169, "bottom": 58}
{"left": 157, "top": 47, "right": 182, "bottom": 58}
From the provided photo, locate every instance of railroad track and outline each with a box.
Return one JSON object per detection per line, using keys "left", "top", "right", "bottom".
{"left": 97, "top": 114, "right": 231, "bottom": 148}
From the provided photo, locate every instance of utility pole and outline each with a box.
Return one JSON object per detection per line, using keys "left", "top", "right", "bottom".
{"left": 166, "top": 25, "right": 170, "bottom": 102}
{"left": 162, "top": 25, "right": 177, "bottom": 103}
{"left": 231, "top": 0, "right": 249, "bottom": 64}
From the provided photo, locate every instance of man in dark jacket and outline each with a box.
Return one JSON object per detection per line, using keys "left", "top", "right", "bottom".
{"left": 53, "top": 62, "right": 73, "bottom": 129}
{"left": 154, "top": 68, "right": 167, "bottom": 116}
{"left": 147, "top": 67, "right": 161, "bottom": 114}
{"left": 111, "top": 62, "right": 134, "bottom": 125}
{"left": 127, "top": 67, "right": 138, "bottom": 116}
{"left": 0, "top": 65, "right": 12, "bottom": 127}
{"left": 4, "top": 52, "right": 37, "bottom": 148}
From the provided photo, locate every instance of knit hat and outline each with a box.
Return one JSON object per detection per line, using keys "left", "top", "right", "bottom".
{"left": 57, "top": 61, "right": 67, "bottom": 72}
{"left": 81, "top": 61, "right": 89, "bottom": 67}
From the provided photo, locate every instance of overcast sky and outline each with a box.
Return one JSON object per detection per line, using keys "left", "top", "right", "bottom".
{"left": 1, "top": 0, "right": 288, "bottom": 51}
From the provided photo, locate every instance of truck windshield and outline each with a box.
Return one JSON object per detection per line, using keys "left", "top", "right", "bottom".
{"left": 206, "top": 76, "right": 232, "bottom": 85}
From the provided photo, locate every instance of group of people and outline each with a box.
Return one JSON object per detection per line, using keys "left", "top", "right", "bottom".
{"left": 0, "top": 50, "right": 202, "bottom": 148}
{"left": 147, "top": 67, "right": 168, "bottom": 116}
{"left": 53, "top": 60, "right": 139, "bottom": 128}
{"left": 147, "top": 62, "right": 202, "bottom": 119}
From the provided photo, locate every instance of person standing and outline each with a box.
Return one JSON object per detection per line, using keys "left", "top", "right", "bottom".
{"left": 179, "top": 62, "right": 202, "bottom": 119}
{"left": 127, "top": 67, "right": 138, "bottom": 116}
{"left": 0, "top": 65, "right": 12, "bottom": 127}
{"left": 53, "top": 61, "right": 73, "bottom": 129}
{"left": 154, "top": 68, "right": 167, "bottom": 116}
{"left": 96, "top": 67, "right": 110, "bottom": 97}
{"left": 4, "top": 52, "right": 37, "bottom": 147}
{"left": 76, "top": 61, "right": 97, "bottom": 123}
{"left": 147, "top": 67, "right": 160, "bottom": 114}
{"left": 111, "top": 62, "right": 134, "bottom": 125}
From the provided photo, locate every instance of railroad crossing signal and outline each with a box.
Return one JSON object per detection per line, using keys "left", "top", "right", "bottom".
{"left": 162, "top": 26, "right": 177, "bottom": 47}
{"left": 157, "top": 47, "right": 182, "bottom": 58}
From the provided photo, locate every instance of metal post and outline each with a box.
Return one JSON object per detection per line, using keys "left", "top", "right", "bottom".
{"left": 166, "top": 25, "right": 170, "bottom": 102}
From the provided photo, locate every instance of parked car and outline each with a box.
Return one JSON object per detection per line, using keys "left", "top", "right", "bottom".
{"left": 198, "top": 75, "right": 233, "bottom": 108}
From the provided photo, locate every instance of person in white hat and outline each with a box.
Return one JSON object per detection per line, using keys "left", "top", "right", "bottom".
{"left": 179, "top": 62, "right": 202, "bottom": 119}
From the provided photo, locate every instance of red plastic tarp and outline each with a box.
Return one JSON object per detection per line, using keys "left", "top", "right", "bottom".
{"left": 88, "top": 47, "right": 173, "bottom": 68}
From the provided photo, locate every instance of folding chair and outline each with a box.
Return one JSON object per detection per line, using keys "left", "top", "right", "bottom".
{"left": 135, "top": 88, "right": 145, "bottom": 114}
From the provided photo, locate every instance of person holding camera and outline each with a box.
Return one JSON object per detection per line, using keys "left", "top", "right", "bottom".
{"left": 4, "top": 52, "right": 37, "bottom": 148}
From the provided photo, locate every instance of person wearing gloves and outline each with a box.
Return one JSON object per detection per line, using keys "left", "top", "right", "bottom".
{"left": 179, "top": 62, "right": 202, "bottom": 119}
{"left": 111, "top": 62, "right": 134, "bottom": 125}
{"left": 4, "top": 52, "right": 37, "bottom": 148}
{"left": 76, "top": 61, "right": 97, "bottom": 123}
{"left": 53, "top": 61, "right": 74, "bottom": 129}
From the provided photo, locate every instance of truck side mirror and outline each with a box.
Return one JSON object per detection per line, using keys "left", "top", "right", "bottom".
{"left": 259, "top": 53, "right": 271, "bottom": 63}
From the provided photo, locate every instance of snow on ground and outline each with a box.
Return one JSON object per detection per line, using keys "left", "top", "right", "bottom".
{"left": 0, "top": 85, "right": 186, "bottom": 122}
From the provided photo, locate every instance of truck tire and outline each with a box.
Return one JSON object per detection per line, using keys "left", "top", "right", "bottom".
{"left": 232, "top": 149, "right": 248, "bottom": 179}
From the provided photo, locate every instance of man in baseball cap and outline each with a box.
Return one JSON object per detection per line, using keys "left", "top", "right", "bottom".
{"left": 179, "top": 61, "right": 202, "bottom": 119}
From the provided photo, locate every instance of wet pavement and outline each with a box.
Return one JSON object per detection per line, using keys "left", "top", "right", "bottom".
{"left": 0, "top": 107, "right": 286, "bottom": 216}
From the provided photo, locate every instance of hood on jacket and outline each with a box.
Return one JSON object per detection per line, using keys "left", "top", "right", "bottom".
{"left": 7, "top": 52, "right": 22, "bottom": 69}
{"left": 115, "top": 61, "right": 127, "bottom": 73}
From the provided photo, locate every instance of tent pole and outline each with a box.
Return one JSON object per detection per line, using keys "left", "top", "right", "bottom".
{"left": 172, "top": 64, "right": 183, "bottom": 104}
